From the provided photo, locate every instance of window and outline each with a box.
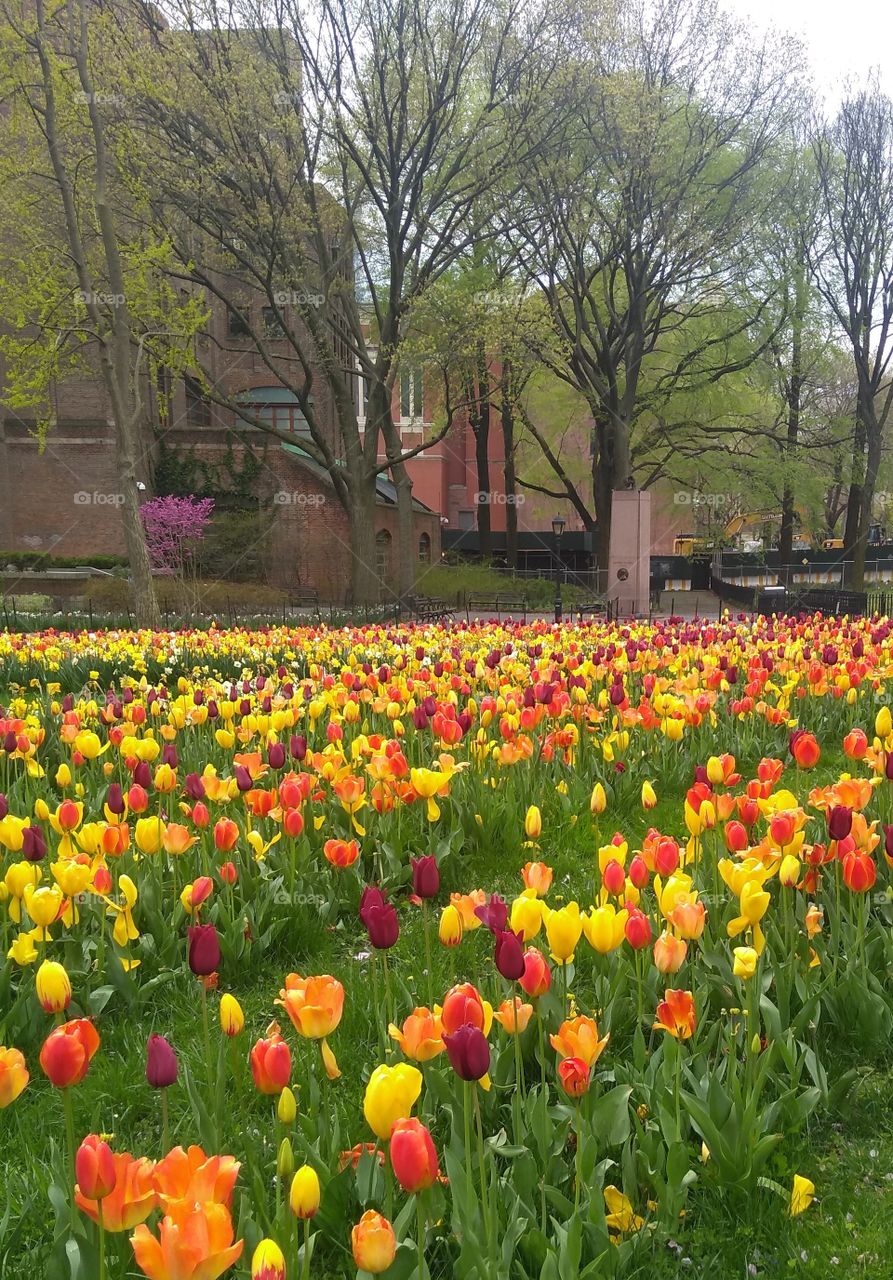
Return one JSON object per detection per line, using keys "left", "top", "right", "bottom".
{"left": 375, "top": 529, "right": 392, "bottom": 586}
{"left": 237, "top": 386, "right": 312, "bottom": 435}
{"left": 227, "top": 306, "right": 251, "bottom": 338}
{"left": 418, "top": 532, "right": 431, "bottom": 563}
{"left": 262, "top": 306, "right": 286, "bottom": 339}
{"left": 399, "top": 366, "right": 424, "bottom": 421}
{"left": 185, "top": 375, "right": 211, "bottom": 427}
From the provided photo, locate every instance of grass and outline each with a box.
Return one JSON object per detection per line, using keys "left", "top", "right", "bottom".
{"left": 2, "top": 737, "right": 891, "bottom": 1276}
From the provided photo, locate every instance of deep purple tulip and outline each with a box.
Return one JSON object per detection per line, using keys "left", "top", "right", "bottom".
{"left": 693, "top": 765, "right": 709, "bottom": 786}
{"left": 443, "top": 1023, "right": 491, "bottom": 1081}
{"left": 146, "top": 1034, "right": 178, "bottom": 1088}
{"left": 364, "top": 901, "right": 400, "bottom": 949}
{"left": 187, "top": 924, "right": 221, "bottom": 976}
{"left": 494, "top": 928, "right": 525, "bottom": 981}
{"left": 359, "top": 885, "right": 386, "bottom": 925}
{"left": 0, "top": 793, "right": 7, "bottom": 820}
{"left": 162, "top": 743, "right": 178, "bottom": 769}
{"left": 207, "top": 700, "right": 219, "bottom": 720}
{"left": 412, "top": 707, "right": 429, "bottom": 730}
{"left": 290, "top": 735, "right": 307, "bottom": 761}
{"left": 828, "top": 806, "right": 853, "bottom": 841}
{"left": 133, "top": 760, "right": 152, "bottom": 789}
{"left": 234, "top": 765, "right": 252, "bottom": 792}
{"left": 184, "top": 773, "right": 206, "bottom": 802}
{"left": 268, "top": 742, "right": 286, "bottom": 770}
{"left": 474, "top": 892, "right": 508, "bottom": 934}
{"left": 193, "top": 689, "right": 204, "bottom": 705}
{"left": 411, "top": 856, "right": 440, "bottom": 900}
{"left": 22, "top": 825, "right": 46, "bottom": 862}
{"left": 886, "top": 752, "right": 893, "bottom": 782}
{"left": 106, "top": 782, "right": 125, "bottom": 815}
{"left": 3, "top": 731, "right": 16, "bottom": 753}
{"left": 885, "top": 824, "right": 893, "bottom": 860}
{"left": 61, "top": 694, "right": 74, "bottom": 713}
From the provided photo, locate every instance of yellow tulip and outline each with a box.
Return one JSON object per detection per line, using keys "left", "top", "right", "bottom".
{"left": 277, "top": 1086, "right": 297, "bottom": 1124}
{"left": 542, "top": 902, "right": 583, "bottom": 965}
{"left": 732, "top": 946, "right": 758, "bottom": 981}
{"left": 219, "top": 994, "right": 245, "bottom": 1037}
{"left": 510, "top": 892, "right": 543, "bottom": 942}
{"left": 875, "top": 707, "right": 892, "bottom": 739}
{"left": 362, "top": 1063, "right": 423, "bottom": 1140}
{"left": 524, "top": 805, "right": 542, "bottom": 840}
{"left": 590, "top": 782, "right": 607, "bottom": 814}
{"left": 438, "top": 905, "right": 463, "bottom": 947}
{"left": 290, "top": 1165, "right": 321, "bottom": 1219}
{"left": 641, "top": 781, "right": 657, "bottom": 810}
{"left": 134, "top": 817, "right": 164, "bottom": 855}
{"left": 788, "top": 1175, "right": 815, "bottom": 1216}
{"left": 583, "top": 904, "right": 628, "bottom": 955}
{"left": 35, "top": 959, "right": 71, "bottom": 1012}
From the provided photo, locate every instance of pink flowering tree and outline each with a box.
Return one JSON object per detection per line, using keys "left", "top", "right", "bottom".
{"left": 140, "top": 495, "right": 215, "bottom": 576}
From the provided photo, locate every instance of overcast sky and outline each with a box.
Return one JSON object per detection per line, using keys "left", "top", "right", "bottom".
{"left": 727, "top": 0, "right": 889, "bottom": 103}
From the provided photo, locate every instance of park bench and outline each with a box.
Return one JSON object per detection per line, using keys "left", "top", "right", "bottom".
{"left": 465, "top": 592, "right": 528, "bottom": 622}
{"left": 288, "top": 586, "right": 322, "bottom": 620}
{"left": 575, "top": 596, "right": 609, "bottom": 621}
{"left": 400, "top": 594, "right": 455, "bottom": 622}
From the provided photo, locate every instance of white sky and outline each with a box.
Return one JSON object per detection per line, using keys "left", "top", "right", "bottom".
{"left": 726, "top": 0, "right": 892, "bottom": 103}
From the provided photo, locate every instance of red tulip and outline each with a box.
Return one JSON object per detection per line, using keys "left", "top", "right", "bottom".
{"left": 389, "top": 1117, "right": 439, "bottom": 1192}
{"left": 40, "top": 1019, "right": 100, "bottom": 1087}
{"left": 557, "top": 1056, "right": 591, "bottom": 1098}
{"left": 75, "top": 1134, "right": 116, "bottom": 1200}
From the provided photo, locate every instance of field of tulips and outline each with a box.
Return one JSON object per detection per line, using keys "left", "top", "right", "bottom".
{"left": 3, "top": 612, "right": 893, "bottom": 1278}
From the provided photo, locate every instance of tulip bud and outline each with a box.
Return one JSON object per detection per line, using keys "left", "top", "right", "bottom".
{"left": 779, "top": 854, "right": 801, "bottom": 887}
{"left": 602, "top": 859, "right": 625, "bottom": 895}
{"left": 411, "top": 855, "right": 440, "bottom": 899}
{"left": 519, "top": 946, "right": 551, "bottom": 998}
{"left": 628, "top": 854, "right": 649, "bottom": 888}
{"left": 524, "top": 805, "right": 542, "bottom": 840}
{"left": 641, "top": 781, "right": 657, "bottom": 810}
{"left": 219, "top": 993, "right": 244, "bottom": 1037}
{"left": 290, "top": 1164, "right": 321, "bottom": 1219}
{"left": 590, "top": 782, "right": 607, "bottom": 815}
{"left": 494, "top": 928, "right": 525, "bottom": 981}
{"left": 35, "top": 960, "right": 72, "bottom": 1013}
{"left": 22, "top": 825, "right": 47, "bottom": 862}
{"left": 146, "top": 1033, "right": 178, "bottom": 1088}
{"left": 105, "top": 782, "right": 125, "bottom": 815}
{"left": 277, "top": 1085, "right": 297, "bottom": 1124}
{"left": 624, "top": 908, "right": 652, "bottom": 951}
{"left": 268, "top": 742, "right": 286, "bottom": 770}
{"left": 653, "top": 930, "right": 687, "bottom": 974}
{"left": 277, "top": 1137, "right": 294, "bottom": 1178}
{"left": 251, "top": 1238, "right": 286, "bottom": 1280}
{"left": 438, "top": 904, "right": 463, "bottom": 947}
{"left": 828, "top": 806, "right": 852, "bottom": 841}
{"left": 389, "top": 1117, "right": 439, "bottom": 1192}
{"left": 75, "top": 1134, "right": 116, "bottom": 1200}
{"left": 443, "top": 1023, "right": 490, "bottom": 1081}
{"left": 654, "top": 838, "right": 680, "bottom": 877}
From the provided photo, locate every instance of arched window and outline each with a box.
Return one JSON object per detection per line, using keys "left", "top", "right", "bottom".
{"left": 375, "top": 529, "right": 392, "bottom": 587}
{"left": 418, "top": 532, "right": 431, "bottom": 563}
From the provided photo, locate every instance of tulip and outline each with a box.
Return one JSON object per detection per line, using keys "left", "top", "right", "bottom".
{"left": 474, "top": 892, "right": 509, "bottom": 933}
{"left": 779, "top": 854, "right": 801, "bottom": 887}
{"left": 440, "top": 983, "right": 490, "bottom": 1035}
{"left": 790, "top": 730, "right": 820, "bottom": 769}
{"left": 494, "top": 928, "right": 525, "bottom": 980}
{"left": 213, "top": 818, "right": 239, "bottom": 852}
{"left": 442, "top": 1023, "right": 491, "bottom": 1081}
{"left": 557, "top": 1056, "right": 591, "bottom": 1097}
{"left": 75, "top": 1134, "right": 116, "bottom": 1201}
{"left": 828, "top": 806, "right": 853, "bottom": 841}
{"left": 151, "top": 1144, "right": 240, "bottom": 1210}
{"left": 363, "top": 1062, "right": 423, "bottom": 1139}
{"left": 653, "top": 930, "right": 687, "bottom": 974}
{"left": 364, "top": 900, "right": 400, "bottom": 949}
{"left": 290, "top": 1164, "right": 321, "bottom": 1218}
{"left": 76, "top": 1151, "right": 156, "bottom": 1230}
{"left": 388, "top": 1008, "right": 445, "bottom": 1061}
{"left": 654, "top": 838, "right": 680, "bottom": 877}
{"left": 219, "top": 994, "right": 244, "bottom": 1037}
{"left": 323, "top": 837, "right": 358, "bottom": 867}
{"left": 788, "top": 1174, "right": 815, "bottom": 1216}
{"left": 35, "top": 959, "right": 72, "bottom": 1013}
{"left": 624, "top": 908, "right": 652, "bottom": 950}
{"left": 389, "top": 1116, "right": 439, "bottom": 1192}
{"left": 251, "top": 1239, "right": 286, "bottom": 1280}
{"left": 524, "top": 805, "right": 542, "bottom": 840}
{"left": 277, "top": 1137, "right": 294, "bottom": 1178}
{"left": 0, "top": 1046, "right": 29, "bottom": 1108}
{"left": 131, "top": 1201, "right": 243, "bottom": 1280}
{"left": 550, "top": 1015, "right": 609, "bottom": 1066}
{"left": 724, "top": 820, "right": 748, "bottom": 853}
{"left": 492, "top": 996, "right": 534, "bottom": 1034}
{"left": 351, "top": 1210, "right": 397, "bottom": 1274}
{"left": 842, "top": 849, "right": 876, "bottom": 893}
{"left": 187, "top": 924, "right": 220, "bottom": 976}
{"left": 519, "top": 946, "right": 551, "bottom": 998}
{"left": 251, "top": 1026, "right": 292, "bottom": 1094}
{"left": 654, "top": 989, "right": 696, "bottom": 1039}
{"left": 145, "top": 1034, "right": 178, "bottom": 1088}
{"left": 278, "top": 1086, "right": 297, "bottom": 1124}
{"left": 40, "top": 1019, "right": 100, "bottom": 1087}
{"left": 876, "top": 706, "right": 892, "bottom": 739}
{"left": 510, "top": 891, "right": 543, "bottom": 941}
{"left": 521, "top": 860, "right": 553, "bottom": 896}
{"left": 843, "top": 728, "right": 869, "bottom": 759}
{"left": 542, "top": 902, "right": 583, "bottom": 964}
{"left": 438, "top": 904, "right": 464, "bottom": 947}
{"left": 584, "top": 903, "right": 628, "bottom": 954}
{"left": 411, "top": 855, "right": 440, "bottom": 899}
{"left": 590, "top": 782, "right": 607, "bottom": 814}
{"left": 602, "top": 858, "right": 626, "bottom": 896}
{"left": 278, "top": 974, "right": 345, "bottom": 1039}
{"left": 628, "top": 854, "right": 649, "bottom": 888}
{"left": 732, "top": 946, "right": 758, "bottom": 980}
{"left": 641, "top": 781, "right": 657, "bottom": 810}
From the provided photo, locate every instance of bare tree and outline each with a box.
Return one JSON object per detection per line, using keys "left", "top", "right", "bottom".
{"left": 812, "top": 83, "right": 893, "bottom": 588}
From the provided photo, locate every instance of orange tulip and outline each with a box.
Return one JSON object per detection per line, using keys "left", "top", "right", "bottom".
{"left": 351, "top": 1210, "right": 396, "bottom": 1275}
{"left": 277, "top": 974, "right": 344, "bottom": 1039}
{"left": 449, "top": 890, "right": 485, "bottom": 930}
{"left": 388, "top": 1008, "right": 445, "bottom": 1061}
{"left": 521, "top": 861, "right": 553, "bottom": 896}
{"left": 323, "top": 838, "right": 360, "bottom": 868}
{"left": 654, "top": 989, "right": 696, "bottom": 1039}
{"left": 213, "top": 819, "right": 239, "bottom": 853}
{"left": 152, "top": 1145, "right": 240, "bottom": 1212}
{"left": 493, "top": 997, "right": 534, "bottom": 1034}
{"left": 75, "top": 1134, "right": 116, "bottom": 1201}
{"left": 77, "top": 1151, "right": 157, "bottom": 1230}
{"left": 549, "top": 1014, "right": 609, "bottom": 1066}
{"left": 653, "top": 930, "right": 687, "bottom": 974}
{"left": 791, "top": 731, "right": 820, "bottom": 769}
{"left": 440, "top": 982, "right": 487, "bottom": 1035}
{"left": 131, "top": 1199, "right": 243, "bottom": 1280}
{"left": 40, "top": 1019, "right": 100, "bottom": 1087}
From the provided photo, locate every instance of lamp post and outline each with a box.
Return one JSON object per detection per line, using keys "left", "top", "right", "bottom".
{"left": 552, "top": 515, "right": 566, "bottom": 623}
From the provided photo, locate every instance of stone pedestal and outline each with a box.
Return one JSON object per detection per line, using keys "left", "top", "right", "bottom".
{"left": 606, "top": 490, "right": 651, "bottom": 617}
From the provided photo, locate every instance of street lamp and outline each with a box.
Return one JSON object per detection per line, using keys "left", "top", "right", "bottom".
{"left": 552, "top": 514, "right": 566, "bottom": 623}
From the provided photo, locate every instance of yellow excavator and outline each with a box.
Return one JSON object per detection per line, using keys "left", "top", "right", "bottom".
{"left": 674, "top": 508, "right": 812, "bottom": 556}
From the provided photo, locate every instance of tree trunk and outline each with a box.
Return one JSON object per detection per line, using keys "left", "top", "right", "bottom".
{"left": 777, "top": 306, "right": 803, "bottom": 587}
{"left": 347, "top": 479, "right": 380, "bottom": 605}
{"left": 852, "top": 429, "right": 883, "bottom": 591}
{"left": 501, "top": 372, "right": 518, "bottom": 569}
{"left": 843, "top": 420, "right": 866, "bottom": 586}
{"left": 592, "top": 422, "right": 613, "bottom": 595}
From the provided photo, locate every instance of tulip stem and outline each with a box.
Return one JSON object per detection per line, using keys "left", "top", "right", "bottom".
{"left": 416, "top": 1192, "right": 425, "bottom": 1280}
{"left": 463, "top": 1081, "right": 474, "bottom": 1232}
{"left": 62, "top": 1086, "right": 76, "bottom": 1227}
{"left": 371, "top": 952, "right": 385, "bottom": 1056}
{"left": 160, "top": 1087, "right": 170, "bottom": 1153}
{"left": 97, "top": 1200, "right": 106, "bottom": 1280}
{"left": 198, "top": 981, "right": 216, "bottom": 1141}
{"left": 473, "top": 1085, "right": 493, "bottom": 1262}
{"left": 302, "top": 1218, "right": 310, "bottom": 1280}
{"left": 421, "top": 901, "right": 434, "bottom": 1009}
{"left": 574, "top": 1102, "right": 583, "bottom": 1215}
